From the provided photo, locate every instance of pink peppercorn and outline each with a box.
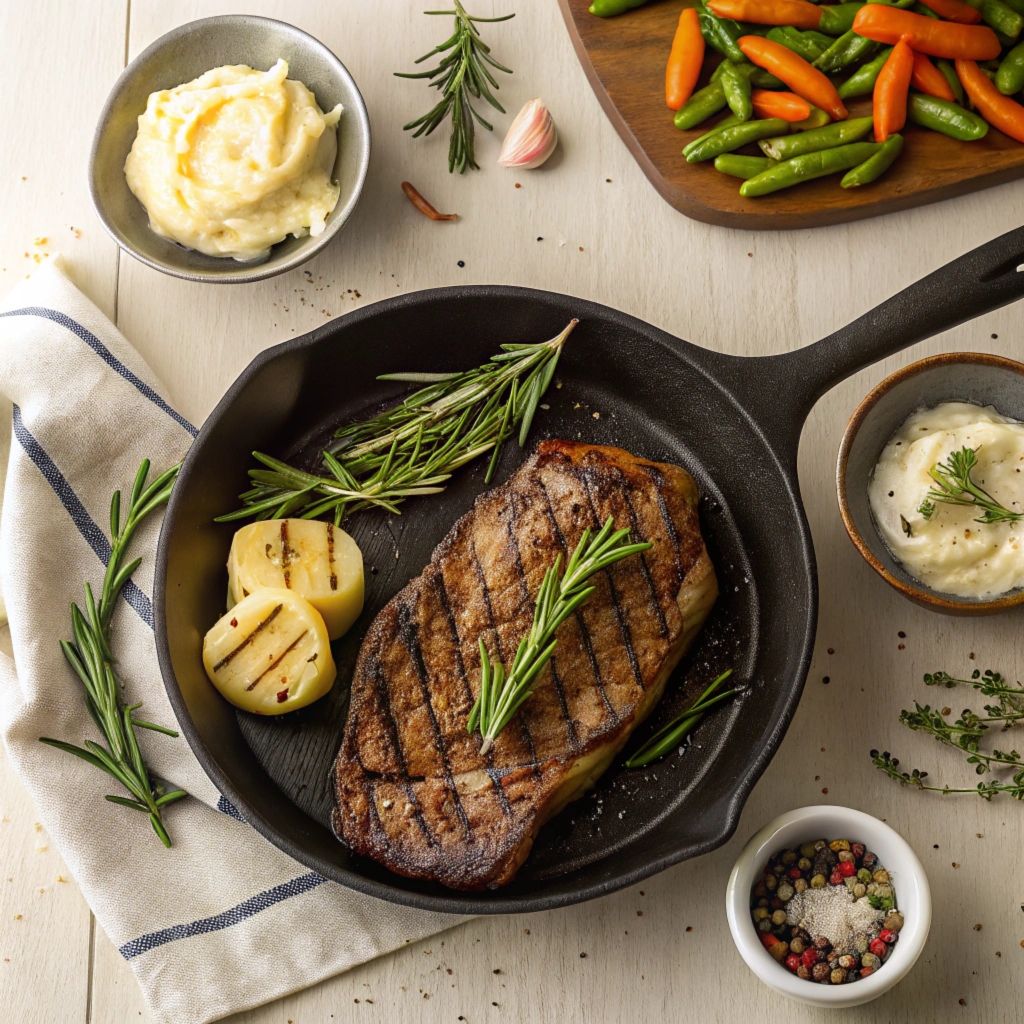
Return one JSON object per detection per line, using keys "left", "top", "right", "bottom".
{"left": 859, "top": 967, "right": 875, "bottom": 978}
{"left": 829, "top": 869, "right": 844, "bottom": 885}
{"left": 879, "top": 929, "right": 897, "bottom": 943}
{"left": 801, "top": 949, "right": 819, "bottom": 968}
{"left": 838, "top": 861, "right": 856, "bottom": 877}
{"left": 869, "top": 938, "right": 887, "bottom": 957}
{"left": 851, "top": 843, "right": 865, "bottom": 860}
{"left": 789, "top": 867, "right": 803, "bottom": 879}
{"left": 785, "top": 953, "right": 802, "bottom": 972}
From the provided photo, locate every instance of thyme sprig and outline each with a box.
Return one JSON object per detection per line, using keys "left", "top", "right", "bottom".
{"left": 871, "top": 665, "right": 1024, "bottom": 801}
{"left": 624, "top": 669, "right": 737, "bottom": 768}
{"left": 396, "top": 2, "right": 514, "bottom": 173}
{"left": 917, "top": 446, "right": 1023, "bottom": 524}
{"left": 468, "top": 517, "right": 652, "bottom": 755}
{"left": 40, "top": 460, "right": 186, "bottom": 846}
{"left": 217, "top": 320, "right": 576, "bottom": 525}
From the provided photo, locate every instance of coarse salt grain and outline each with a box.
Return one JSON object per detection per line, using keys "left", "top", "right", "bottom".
{"left": 785, "top": 886, "right": 885, "bottom": 954}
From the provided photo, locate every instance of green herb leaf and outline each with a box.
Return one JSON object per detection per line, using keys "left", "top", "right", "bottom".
{"left": 919, "top": 446, "right": 1023, "bottom": 525}
{"left": 396, "top": 2, "right": 514, "bottom": 174}
{"left": 468, "top": 517, "right": 652, "bottom": 753}
{"left": 218, "top": 321, "right": 577, "bottom": 526}
{"left": 40, "top": 460, "right": 185, "bottom": 847}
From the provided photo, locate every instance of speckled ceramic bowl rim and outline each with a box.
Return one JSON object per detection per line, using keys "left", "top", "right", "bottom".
{"left": 87, "top": 15, "right": 370, "bottom": 284}
{"left": 726, "top": 805, "right": 931, "bottom": 1008}
{"left": 836, "top": 351, "right": 1024, "bottom": 614}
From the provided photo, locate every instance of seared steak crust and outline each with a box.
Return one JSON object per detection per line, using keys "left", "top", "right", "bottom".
{"left": 332, "top": 440, "right": 717, "bottom": 890}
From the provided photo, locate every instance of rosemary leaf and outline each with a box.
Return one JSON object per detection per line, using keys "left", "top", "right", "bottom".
{"left": 396, "top": 1, "right": 514, "bottom": 173}
{"left": 469, "top": 517, "right": 653, "bottom": 754}
{"left": 218, "top": 320, "right": 578, "bottom": 526}
{"left": 40, "top": 460, "right": 186, "bottom": 846}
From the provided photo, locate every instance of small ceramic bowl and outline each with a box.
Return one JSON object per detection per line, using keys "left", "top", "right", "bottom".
{"left": 89, "top": 15, "right": 371, "bottom": 283}
{"left": 726, "top": 805, "right": 931, "bottom": 1008}
{"left": 837, "top": 352, "right": 1024, "bottom": 615}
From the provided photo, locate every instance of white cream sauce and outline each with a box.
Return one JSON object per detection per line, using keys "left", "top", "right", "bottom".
{"left": 868, "top": 402, "right": 1024, "bottom": 597}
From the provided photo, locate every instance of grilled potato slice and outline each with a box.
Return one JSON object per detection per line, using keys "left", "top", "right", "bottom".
{"left": 202, "top": 589, "right": 336, "bottom": 714}
{"left": 227, "top": 519, "right": 363, "bottom": 640}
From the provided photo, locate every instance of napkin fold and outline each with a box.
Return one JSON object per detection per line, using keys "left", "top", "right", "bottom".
{"left": 0, "top": 260, "right": 463, "bottom": 1024}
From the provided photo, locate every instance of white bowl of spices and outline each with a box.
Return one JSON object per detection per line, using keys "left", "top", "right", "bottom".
{"left": 726, "top": 805, "right": 931, "bottom": 1007}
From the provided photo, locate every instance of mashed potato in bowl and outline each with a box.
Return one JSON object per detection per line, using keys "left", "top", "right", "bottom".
{"left": 125, "top": 59, "right": 342, "bottom": 261}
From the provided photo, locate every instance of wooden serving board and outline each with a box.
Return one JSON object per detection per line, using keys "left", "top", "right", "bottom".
{"left": 558, "top": 0, "right": 1024, "bottom": 228}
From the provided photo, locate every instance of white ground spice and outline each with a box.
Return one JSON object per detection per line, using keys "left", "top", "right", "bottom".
{"left": 785, "top": 886, "right": 885, "bottom": 954}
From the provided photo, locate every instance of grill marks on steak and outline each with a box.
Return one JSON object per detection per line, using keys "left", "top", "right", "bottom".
{"left": 332, "top": 440, "right": 718, "bottom": 890}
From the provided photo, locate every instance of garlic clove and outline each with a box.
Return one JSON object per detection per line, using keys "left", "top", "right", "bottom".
{"left": 497, "top": 98, "right": 558, "bottom": 170}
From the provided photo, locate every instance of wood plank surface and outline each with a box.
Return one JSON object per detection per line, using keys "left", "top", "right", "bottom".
{"left": 559, "top": 0, "right": 1024, "bottom": 229}
{"left": 2, "top": 1, "right": 1024, "bottom": 1023}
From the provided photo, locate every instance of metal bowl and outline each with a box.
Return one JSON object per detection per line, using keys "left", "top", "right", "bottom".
{"left": 88, "top": 15, "right": 371, "bottom": 284}
{"left": 837, "top": 352, "right": 1024, "bottom": 615}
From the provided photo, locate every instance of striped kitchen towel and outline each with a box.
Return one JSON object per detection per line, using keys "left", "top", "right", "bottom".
{"left": 0, "top": 259, "right": 465, "bottom": 1023}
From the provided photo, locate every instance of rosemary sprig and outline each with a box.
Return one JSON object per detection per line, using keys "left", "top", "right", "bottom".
{"left": 396, "top": 2, "right": 514, "bottom": 173}
{"left": 217, "top": 320, "right": 577, "bottom": 525}
{"left": 917, "top": 446, "right": 1023, "bottom": 524}
{"left": 468, "top": 517, "right": 652, "bottom": 754}
{"left": 40, "top": 460, "right": 186, "bottom": 846}
{"left": 624, "top": 669, "right": 737, "bottom": 768}
{"left": 871, "top": 664, "right": 1024, "bottom": 802}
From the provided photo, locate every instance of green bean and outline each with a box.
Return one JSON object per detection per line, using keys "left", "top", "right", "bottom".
{"left": 907, "top": 93, "right": 989, "bottom": 140}
{"left": 740, "top": 141, "right": 882, "bottom": 196}
{"left": 588, "top": 0, "right": 650, "bottom": 15}
{"left": 911, "top": 2, "right": 939, "bottom": 15}
{"left": 686, "top": 117, "right": 791, "bottom": 162}
{"left": 674, "top": 82, "right": 729, "bottom": 131}
{"left": 712, "top": 59, "right": 786, "bottom": 88}
{"left": 814, "top": 30, "right": 880, "bottom": 72}
{"left": 683, "top": 113, "right": 745, "bottom": 157}
{"left": 759, "top": 116, "right": 874, "bottom": 159}
{"left": 720, "top": 60, "right": 754, "bottom": 120}
{"left": 767, "top": 26, "right": 828, "bottom": 60}
{"left": 1003, "top": 0, "right": 1024, "bottom": 15}
{"left": 818, "top": 3, "right": 867, "bottom": 35}
{"left": 997, "top": 40, "right": 1024, "bottom": 94}
{"left": 714, "top": 154, "right": 778, "bottom": 178}
{"left": 936, "top": 58, "right": 966, "bottom": 103}
{"left": 697, "top": 3, "right": 748, "bottom": 63}
{"left": 866, "top": 0, "right": 916, "bottom": 7}
{"left": 837, "top": 47, "right": 893, "bottom": 98}
{"left": 793, "top": 104, "right": 832, "bottom": 129}
{"left": 840, "top": 134, "right": 904, "bottom": 186}
{"left": 969, "top": 0, "right": 1024, "bottom": 39}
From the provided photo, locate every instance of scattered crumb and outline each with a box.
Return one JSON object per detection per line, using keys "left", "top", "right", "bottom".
{"left": 685, "top": 926, "right": 693, "bottom": 933}
{"left": 637, "top": 910, "right": 643, "bottom": 916}
{"left": 579, "top": 246, "right": 584, "bottom": 252}
{"left": 952, "top": 862, "right": 960, "bottom": 869}
{"left": 592, "top": 412, "right": 600, "bottom": 419}
{"left": 975, "top": 924, "right": 982, "bottom": 931}
{"left": 32, "top": 237, "right": 47, "bottom": 246}
{"left": 515, "top": 183, "right": 521, "bottom": 188}
{"left": 13, "top": 915, "right": 21, "bottom": 920}
{"left": 822, "top": 787, "right": 829, "bottom": 794}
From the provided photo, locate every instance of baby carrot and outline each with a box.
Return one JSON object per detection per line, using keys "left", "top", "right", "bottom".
{"left": 666, "top": 8, "right": 705, "bottom": 110}
{"left": 852, "top": 7, "right": 1001, "bottom": 59}
{"left": 874, "top": 39, "right": 914, "bottom": 141}
{"left": 738, "top": 35, "right": 849, "bottom": 118}
{"left": 911, "top": 51, "right": 957, "bottom": 98}
{"left": 914, "top": 0, "right": 982, "bottom": 23}
{"left": 751, "top": 88, "right": 813, "bottom": 120}
{"left": 707, "top": 0, "right": 822, "bottom": 29}
{"left": 957, "top": 58, "right": 1024, "bottom": 141}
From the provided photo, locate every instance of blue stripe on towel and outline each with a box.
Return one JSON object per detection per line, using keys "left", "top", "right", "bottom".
{"left": 217, "top": 795, "right": 247, "bottom": 821}
{"left": 119, "top": 871, "right": 329, "bottom": 959}
{"left": 12, "top": 405, "right": 154, "bottom": 627}
{"left": 0, "top": 306, "right": 198, "bottom": 437}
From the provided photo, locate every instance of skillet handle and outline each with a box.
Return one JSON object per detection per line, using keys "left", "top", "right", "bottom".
{"left": 716, "top": 224, "right": 1024, "bottom": 460}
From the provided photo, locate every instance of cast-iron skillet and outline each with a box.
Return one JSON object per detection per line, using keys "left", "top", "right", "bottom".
{"left": 155, "top": 226, "right": 1024, "bottom": 914}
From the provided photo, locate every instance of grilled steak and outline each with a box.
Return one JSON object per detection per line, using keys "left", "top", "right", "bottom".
{"left": 331, "top": 440, "right": 718, "bottom": 890}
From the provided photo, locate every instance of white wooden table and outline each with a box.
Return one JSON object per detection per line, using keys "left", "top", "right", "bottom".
{"left": 3, "top": 2, "right": 1024, "bottom": 1022}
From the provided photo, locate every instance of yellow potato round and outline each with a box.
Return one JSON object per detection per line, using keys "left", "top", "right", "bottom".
{"left": 202, "top": 589, "right": 336, "bottom": 714}
{"left": 227, "top": 518, "right": 363, "bottom": 640}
